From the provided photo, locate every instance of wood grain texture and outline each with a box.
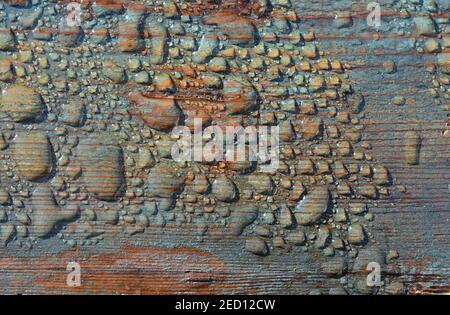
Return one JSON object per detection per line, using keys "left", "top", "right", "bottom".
{"left": 0, "top": 0, "right": 449, "bottom": 295}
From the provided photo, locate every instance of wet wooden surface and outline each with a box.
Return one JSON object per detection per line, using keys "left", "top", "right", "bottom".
{"left": 0, "top": 0, "right": 449, "bottom": 295}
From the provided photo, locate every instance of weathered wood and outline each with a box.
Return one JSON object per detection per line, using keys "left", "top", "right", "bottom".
{"left": 0, "top": 0, "right": 449, "bottom": 295}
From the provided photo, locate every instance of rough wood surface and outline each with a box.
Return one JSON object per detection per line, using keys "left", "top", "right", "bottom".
{"left": 0, "top": 0, "right": 449, "bottom": 295}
